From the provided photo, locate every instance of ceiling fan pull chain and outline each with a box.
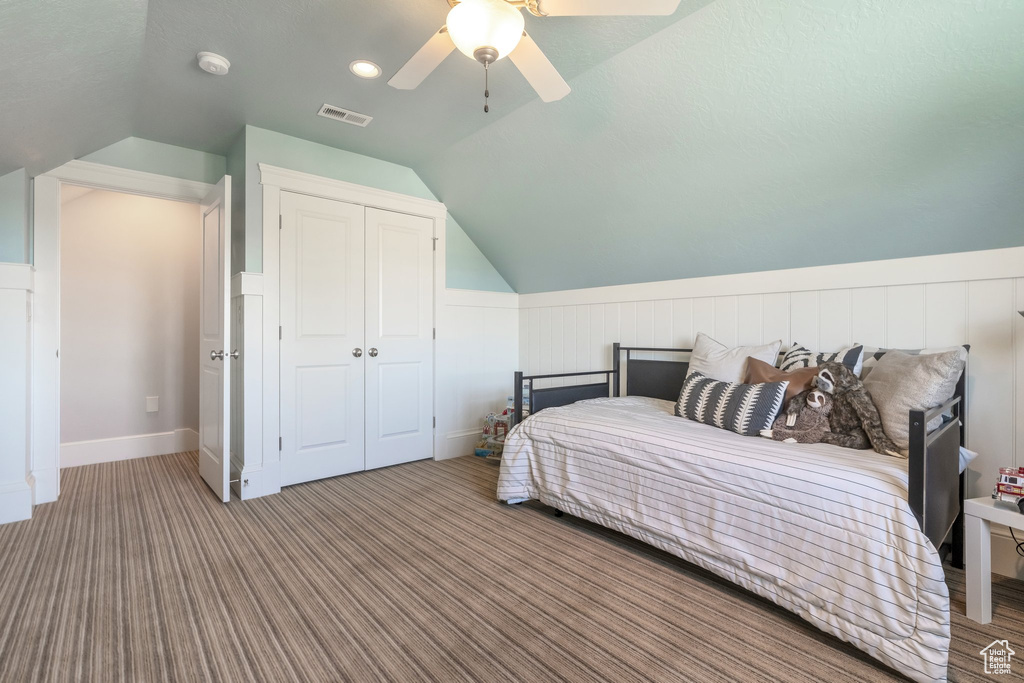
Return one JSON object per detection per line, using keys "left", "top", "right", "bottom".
{"left": 484, "top": 62, "right": 490, "bottom": 113}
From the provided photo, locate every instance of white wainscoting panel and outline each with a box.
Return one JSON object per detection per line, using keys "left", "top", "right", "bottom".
{"left": 436, "top": 290, "right": 519, "bottom": 460}
{"left": 0, "top": 264, "right": 33, "bottom": 524}
{"left": 518, "top": 247, "right": 1024, "bottom": 576}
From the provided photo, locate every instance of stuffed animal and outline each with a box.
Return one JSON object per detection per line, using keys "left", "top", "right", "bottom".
{"left": 813, "top": 361, "right": 901, "bottom": 456}
{"left": 760, "top": 389, "right": 833, "bottom": 444}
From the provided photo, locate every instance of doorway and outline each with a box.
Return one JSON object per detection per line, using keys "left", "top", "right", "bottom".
{"left": 58, "top": 186, "right": 201, "bottom": 467}
{"left": 32, "top": 162, "right": 231, "bottom": 505}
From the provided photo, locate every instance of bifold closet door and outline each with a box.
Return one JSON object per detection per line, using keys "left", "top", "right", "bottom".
{"left": 364, "top": 208, "right": 434, "bottom": 470}
{"left": 280, "top": 192, "right": 366, "bottom": 486}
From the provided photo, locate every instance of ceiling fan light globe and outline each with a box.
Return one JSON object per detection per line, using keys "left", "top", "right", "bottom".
{"left": 446, "top": 0, "right": 525, "bottom": 62}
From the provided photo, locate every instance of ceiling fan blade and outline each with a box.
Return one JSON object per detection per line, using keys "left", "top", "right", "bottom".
{"left": 509, "top": 33, "right": 571, "bottom": 103}
{"left": 535, "top": 0, "right": 682, "bottom": 16}
{"left": 388, "top": 27, "right": 456, "bottom": 90}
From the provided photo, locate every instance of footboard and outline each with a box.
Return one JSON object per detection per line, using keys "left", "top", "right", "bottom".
{"left": 512, "top": 369, "right": 616, "bottom": 427}
{"left": 909, "top": 386, "right": 966, "bottom": 569}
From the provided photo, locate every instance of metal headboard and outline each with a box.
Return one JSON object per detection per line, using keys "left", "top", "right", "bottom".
{"left": 612, "top": 343, "right": 693, "bottom": 401}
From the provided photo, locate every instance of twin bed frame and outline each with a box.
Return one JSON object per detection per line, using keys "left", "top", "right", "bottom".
{"left": 512, "top": 342, "right": 966, "bottom": 568}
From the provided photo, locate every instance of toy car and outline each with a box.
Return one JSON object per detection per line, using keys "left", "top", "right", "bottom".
{"left": 992, "top": 467, "right": 1024, "bottom": 514}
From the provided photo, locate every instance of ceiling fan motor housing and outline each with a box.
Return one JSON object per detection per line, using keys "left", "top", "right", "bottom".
{"left": 474, "top": 47, "right": 499, "bottom": 65}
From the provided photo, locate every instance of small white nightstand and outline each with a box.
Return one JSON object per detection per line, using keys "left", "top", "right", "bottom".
{"left": 965, "top": 497, "right": 1024, "bottom": 624}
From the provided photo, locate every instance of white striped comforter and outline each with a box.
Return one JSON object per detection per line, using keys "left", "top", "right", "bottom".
{"left": 497, "top": 397, "right": 949, "bottom": 682}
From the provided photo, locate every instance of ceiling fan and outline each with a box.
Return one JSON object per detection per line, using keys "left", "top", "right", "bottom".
{"left": 388, "top": 0, "right": 683, "bottom": 111}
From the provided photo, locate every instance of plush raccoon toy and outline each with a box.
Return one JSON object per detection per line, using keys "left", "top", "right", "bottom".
{"left": 813, "top": 361, "right": 901, "bottom": 456}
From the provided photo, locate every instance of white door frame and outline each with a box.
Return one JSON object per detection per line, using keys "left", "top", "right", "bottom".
{"left": 258, "top": 164, "right": 448, "bottom": 496}
{"left": 31, "top": 160, "right": 214, "bottom": 504}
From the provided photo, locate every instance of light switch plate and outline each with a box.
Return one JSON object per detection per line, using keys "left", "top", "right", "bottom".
{"left": 146, "top": 396, "right": 159, "bottom": 413}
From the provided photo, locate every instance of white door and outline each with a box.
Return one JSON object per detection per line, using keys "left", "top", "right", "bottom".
{"left": 280, "top": 192, "right": 366, "bottom": 485}
{"left": 364, "top": 208, "right": 434, "bottom": 470}
{"left": 199, "top": 176, "right": 232, "bottom": 502}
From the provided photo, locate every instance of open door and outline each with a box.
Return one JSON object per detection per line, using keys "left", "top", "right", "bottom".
{"left": 198, "top": 176, "right": 232, "bottom": 501}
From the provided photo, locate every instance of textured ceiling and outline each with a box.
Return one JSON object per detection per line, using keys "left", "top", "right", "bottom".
{"left": 130, "top": 0, "right": 706, "bottom": 167}
{"left": 0, "top": 0, "right": 148, "bottom": 177}
{"left": 0, "top": 0, "right": 706, "bottom": 178}
{"left": 2, "top": 0, "right": 1022, "bottom": 292}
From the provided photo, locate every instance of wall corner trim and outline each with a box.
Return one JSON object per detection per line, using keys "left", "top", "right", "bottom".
{"left": 518, "top": 246, "right": 1024, "bottom": 309}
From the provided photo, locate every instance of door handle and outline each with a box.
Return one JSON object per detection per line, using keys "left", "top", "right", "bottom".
{"left": 353, "top": 348, "right": 363, "bottom": 358}
{"left": 228, "top": 349, "right": 240, "bottom": 359}
{"left": 368, "top": 348, "right": 378, "bottom": 357}
{"left": 210, "top": 350, "right": 225, "bottom": 361}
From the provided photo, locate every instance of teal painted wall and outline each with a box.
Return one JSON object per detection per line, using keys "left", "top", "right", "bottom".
{"left": 82, "top": 137, "right": 226, "bottom": 185}
{"left": 0, "top": 169, "right": 28, "bottom": 264}
{"left": 446, "top": 220, "right": 514, "bottom": 293}
{"left": 225, "top": 131, "right": 247, "bottom": 276}
{"left": 243, "top": 126, "right": 511, "bottom": 292}
{"left": 418, "top": 0, "right": 1024, "bottom": 293}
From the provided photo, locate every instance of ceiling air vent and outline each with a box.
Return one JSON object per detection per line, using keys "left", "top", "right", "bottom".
{"left": 317, "top": 103, "right": 373, "bottom": 127}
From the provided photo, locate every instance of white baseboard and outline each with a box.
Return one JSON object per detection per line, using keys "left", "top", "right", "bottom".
{"left": 439, "top": 428, "right": 483, "bottom": 461}
{"left": 31, "top": 468, "right": 58, "bottom": 505}
{"left": 0, "top": 480, "right": 33, "bottom": 524}
{"left": 60, "top": 428, "right": 199, "bottom": 468}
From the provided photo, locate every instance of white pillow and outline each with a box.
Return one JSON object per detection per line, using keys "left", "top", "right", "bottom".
{"left": 686, "top": 332, "right": 782, "bottom": 384}
{"left": 861, "top": 347, "right": 967, "bottom": 452}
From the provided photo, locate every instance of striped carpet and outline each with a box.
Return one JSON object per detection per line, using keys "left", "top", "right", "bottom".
{"left": 0, "top": 453, "right": 1022, "bottom": 682}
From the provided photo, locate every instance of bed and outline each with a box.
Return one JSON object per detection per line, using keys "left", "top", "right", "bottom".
{"left": 498, "top": 344, "right": 966, "bottom": 683}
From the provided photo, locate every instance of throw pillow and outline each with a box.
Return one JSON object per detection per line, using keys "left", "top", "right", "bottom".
{"left": 743, "top": 357, "right": 818, "bottom": 405}
{"left": 686, "top": 332, "right": 783, "bottom": 383}
{"left": 861, "top": 347, "right": 968, "bottom": 452}
{"left": 779, "top": 343, "right": 864, "bottom": 376}
{"left": 860, "top": 345, "right": 965, "bottom": 380}
{"left": 675, "top": 371, "right": 789, "bottom": 437}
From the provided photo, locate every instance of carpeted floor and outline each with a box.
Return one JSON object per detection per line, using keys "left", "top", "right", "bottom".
{"left": 0, "top": 452, "right": 1021, "bottom": 682}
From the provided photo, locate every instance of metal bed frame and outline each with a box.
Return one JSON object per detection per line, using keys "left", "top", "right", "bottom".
{"left": 513, "top": 342, "right": 967, "bottom": 569}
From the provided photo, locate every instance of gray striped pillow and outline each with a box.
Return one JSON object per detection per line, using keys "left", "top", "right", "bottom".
{"left": 674, "top": 372, "right": 789, "bottom": 437}
{"left": 779, "top": 343, "right": 864, "bottom": 376}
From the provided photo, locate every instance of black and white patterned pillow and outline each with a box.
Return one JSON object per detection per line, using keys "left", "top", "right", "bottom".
{"left": 674, "top": 372, "right": 789, "bottom": 437}
{"left": 778, "top": 343, "right": 864, "bottom": 375}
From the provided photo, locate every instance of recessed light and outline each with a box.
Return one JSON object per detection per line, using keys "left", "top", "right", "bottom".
{"left": 349, "top": 60, "right": 382, "bottom": 79}
{"left": 197, "top": 52, "right": 230, "bottom": 76}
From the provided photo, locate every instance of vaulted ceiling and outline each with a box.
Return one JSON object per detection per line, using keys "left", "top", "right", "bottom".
{"left": 1, "top": 0, "right": 704, "bottom": 177}
{"left": 3, "top": 0, "right": 1022, "bottom": 292}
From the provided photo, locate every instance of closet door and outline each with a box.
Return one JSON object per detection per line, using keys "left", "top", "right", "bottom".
{"left": 364, "top": 208, "right": 434, "bottom": 470}
{"left": 280, "top": 192, "right": 366, "bottom": 485}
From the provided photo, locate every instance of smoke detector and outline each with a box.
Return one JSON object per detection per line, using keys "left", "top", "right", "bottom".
{"left": 317, "top": 104, "right": 373, "bottom": 127}
{"left": 197, "top": 52, "right": 230, "bottom": 76}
